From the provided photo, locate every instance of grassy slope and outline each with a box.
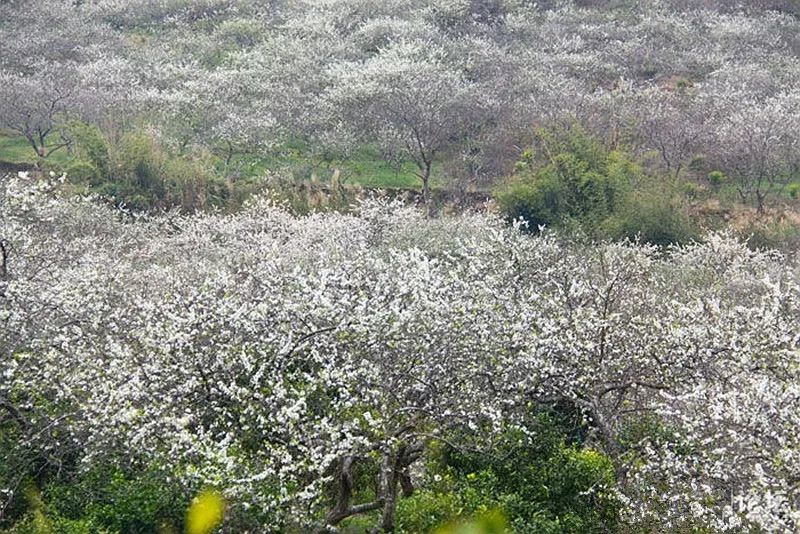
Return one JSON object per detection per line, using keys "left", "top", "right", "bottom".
{"left": 0, "top": 131, "right": 430, "bottom": 189}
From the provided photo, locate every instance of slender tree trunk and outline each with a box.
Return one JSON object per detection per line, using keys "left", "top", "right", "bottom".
{"left": 371, "top": 441, "right": 421, "bottom": 533}
{"left": 38, "top": 131, "right": 46, "bottom": 158}
{"left": 0, "top": 238, "right": 8, "bottom": 280}
{"left": 421, "top": 160, "right": 432, "bottom": 216}
{"left": 756, "top": 191, "right": 765, "bottom": 215}
{"left": 315, "top": 456, "right": 385, "bottom": 534}
{"left": 225, "top": 141, "right": 234, "bottom": 168}
{"left": 326, "top": 456, "right": 355, "bottom": 526}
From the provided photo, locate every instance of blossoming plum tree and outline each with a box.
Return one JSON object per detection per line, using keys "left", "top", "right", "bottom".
{"left": 2, "top": 177, "right": 800, "bottom": 531}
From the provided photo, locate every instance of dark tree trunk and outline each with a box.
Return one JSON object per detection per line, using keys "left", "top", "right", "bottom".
{"left": 375, "top": 451, "right": 400, "bottom": 533}
{"left": 317, "top": 456, "right": 384, "bottom": 534}
{"left": 0, "top": 239, "right": 8, "bottom": 280}
{"left": 756, "top": 190, "right": 766, "bottom": 215}
{"left": 421, "top": 160, "right": 432, "bottom": 216}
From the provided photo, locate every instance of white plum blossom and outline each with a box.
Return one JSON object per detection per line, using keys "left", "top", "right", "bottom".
{"left": 2, "top": 179, "right": 800, "bottom": 531}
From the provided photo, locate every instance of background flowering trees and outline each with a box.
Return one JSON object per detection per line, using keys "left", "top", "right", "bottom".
{"left": 3, "top": 0, "right": 800, "bottom": 213}
{"left": 324, "top": 40, "right": 497, "bottom": 206}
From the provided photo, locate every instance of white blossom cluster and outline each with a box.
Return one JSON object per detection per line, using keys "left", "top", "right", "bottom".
{"left": 2, "top": 177, "right": 799, "bottom": 530}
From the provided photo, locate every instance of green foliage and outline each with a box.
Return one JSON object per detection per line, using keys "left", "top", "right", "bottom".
{"left": 396, "top": 412, "right": 621, "bottom": 534}
{"left": 65, "top": 121, "right": 109, "bottom": 175}
{"left": 688, "top": 155, "right": 707, "bottom": 172}
{"left": 707, "top": 170, "right": 725, "bottom": 188}
{"left": 395, "top": 481, "right": 463, "bottom": 533}
{"left": 60, "top": 129, "right": 238, "bottom": 212}
{"left": 42, "top": 465, "right": 185, "bottom": 533}
{"left": 3, "top": 510, "right": 112, "bottom": 534}
{"left": 433, "top": 509, "right": 509, "bottom": 534}
{"left": 112, "top": 131, "right": 166, "bottom": 195}
{"left": 787, "top": 183, "right": 800, "bottom": 199}
{"left": 162, "top": 154, "right": 230, "bottom": 211}
{"left": 606, "top": 191, "right": 698, "bottom": 246}
{"left": 65, "top": 160, "right": 101, "bottom": 186}
{"left": 741, "top": 219, "right": 800, "bottom": 252}
{"left": 1, "top": 463, "right": 185, "bottom": 534}
{"left": 495, "top": 126, "right": 629, "bottom": 232}
{"left": 497, "top": 126, "right": 697, "bottom": 245}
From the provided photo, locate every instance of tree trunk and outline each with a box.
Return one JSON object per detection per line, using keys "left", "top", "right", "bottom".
{"left": 421, "top": 160, "right": 432, "bottom": 216}
{"left": 756, "top": 191, "right": 766, "bottom": 215}
{"left": 371, "top": 441, "right": 422, "bottom": 533}
{"left": 316, "top": 456, "right": 385, "bottom": 534}
{"left": 375, "top": 451, "right": 400, "bottom": 533}
{"left": 0, "top": 238, "right": 8, "bottom": 280}
{"left": 326, "top": 456, "right": 355, "bottom": 526}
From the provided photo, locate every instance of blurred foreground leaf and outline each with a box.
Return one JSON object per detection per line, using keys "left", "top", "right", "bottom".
{"left": 185, "top": 489, "right": 225, "bottom": 534}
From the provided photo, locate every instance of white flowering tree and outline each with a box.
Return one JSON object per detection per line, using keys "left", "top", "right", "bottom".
{"left": 0, "top": 67, "right": 80, "bottom": 160}
{"left": 3, "top": 175, "right": 800, "bottom": 531}
{"left": 711, "top": 91, "right": 800, "bottom": 213}
{"left": 324, "top": 39, "right": 495, "bottom": 206}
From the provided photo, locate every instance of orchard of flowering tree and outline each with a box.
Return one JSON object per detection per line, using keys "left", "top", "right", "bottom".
{"left": 2, "top": 174, "right": 800, "bottom": 532}
{"left": 3, "top": 0, "right": 800, "bottom": 533}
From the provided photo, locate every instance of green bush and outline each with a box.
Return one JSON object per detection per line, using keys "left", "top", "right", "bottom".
{"left": 163, "top": 155, "right": 230, "bottom": 211}
{"left": 65, "top": 160, "right": 101, "bottom": 186}
{"left": 396, "top": 412, "right": 621, "bottom": 534}
{"left": 1, "top": 465, "right": 186, "bottom": 534}
{"left": 740, "top": 220, "right": 800, "bottom": 252}
{"left": 605, "top": 188, "right": 699, "bottom": 246}
{"left": 708, "top": 170, "right": 725, "bottom": 188}
{"left": 65, "top": 121, "right": 110, "bottom": 175}
{"left": 111, "top": 132, "right": 166, "bottom": 196}
{"left": 495, "top": 127, "right": 630, "bottom": 233}
{"left": 396, "top": 480, "right": 464, "bottom": 533}
{"left": 94, "top": 131, "right": 236, "bottom": 212}
{"left": 688, "top": 154, "right": 707, "bottom": 172}
{"left": 787, "top": 183, "right": 800, "bottom": 199}
{"left": 43, "top": 465, "right": 185, "bottom": 533}
{"left": 497, "top": 126, "right": 698, "bottom": 246}
{"left": 2, "top": 507, "right": 112, "bottom": 534}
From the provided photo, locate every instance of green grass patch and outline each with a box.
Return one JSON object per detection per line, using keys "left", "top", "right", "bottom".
{"left": 0, "top": 132, "right": 38, "bottom": 164}
{"left": 0, "top": 131, "right": 72, "bottom": 166}
{"left": 223, "top": 147, "right": 433, "bottom": 190}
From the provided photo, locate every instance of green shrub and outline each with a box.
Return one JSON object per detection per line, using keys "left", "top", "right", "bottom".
{"left": 606, "top": 190, "right": 698, "bottom": 246}
{"left": 740, "top": 220, "right": 800, "bottom": 252}
{"left": 44, "top": 465, "right": 185, "bottom": 533}
{"left": 495, "top": 127, "right": 630, "bottom": 233}
{"left": 433, "top": 509, "right": 509, "bottom": 534}
{"left": 2, "top": 511, "right": 111, "bottom": 534}
{"left": 787, "top": 183, "right": 800, "bottom": 199}
{"left": 0, "top": 464, "right": 189, "bottom": 534}
{"left": 163, "top": 155, "right": 230, "bottom": 211}
{"left": 708, "top": 170, "right": 725, "bottom": 188}
{"left": 497, "top": 126, "right": 699, "bottom": 246}
{"left": 396, "top": 488, "right": 463, "bottom": 534}
{"left": 64, "top": 121, "right": 109, "bottom": 175}
{"left": 396, "top": 412, "right": 621, "bottom": 534}
{"left": 98, "top": 131, "right": 235, "bottom": 212}
{"left": 111, "top": 132, "right": 166, "bottom": 195}
{"left": 65, "top": 160, "right": 101, "bottom": 186}
{"left": 688, "top": 154, "right": 707, "bottom": 172}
